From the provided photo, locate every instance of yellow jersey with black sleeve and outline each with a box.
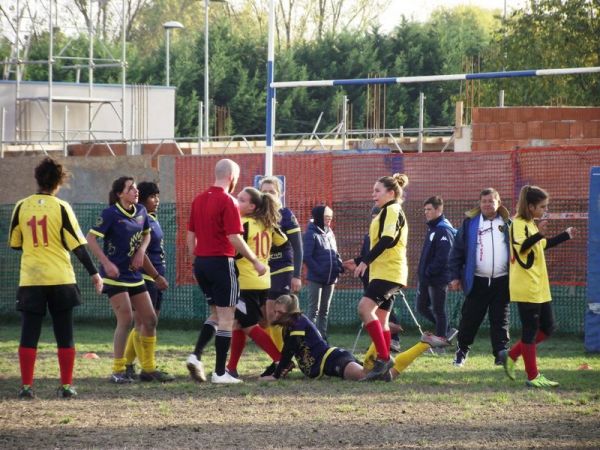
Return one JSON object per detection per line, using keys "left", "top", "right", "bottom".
{"left": 9, "top": 194, "right": 87, "bottom": 286}
{"left": 509, "top": 217, "right": 551, "bottom": 303}
{"left": 236, "top": 217, "right": 288, "bottom": 290}
{"left": 368, "top": 201, "right": 408, "bottom": 285}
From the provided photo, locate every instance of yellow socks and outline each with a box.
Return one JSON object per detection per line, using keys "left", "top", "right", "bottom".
{"left": 363, "top": 342, "right": 377, "bottom": 372}
{"left": 124, "top": 329, "right": 138, "bottom": 365}
{"left": 140, "top": 335, "right": 157, "bottom": 373}
{"left": 393, "top": 342, "right": 429, "bottom": 373}
{"left": 268, "top": 325, "right": 284, "bottom": 352}
{"left": 112, "top": 357, "right": 127, "bottom": 374}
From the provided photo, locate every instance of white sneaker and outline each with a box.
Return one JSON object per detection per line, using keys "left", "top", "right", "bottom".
{"left": 211, "top": 371, "right": 243, "bottom": 384}
{"left": 186, "top": 354, "right": 206, "bottom": 382}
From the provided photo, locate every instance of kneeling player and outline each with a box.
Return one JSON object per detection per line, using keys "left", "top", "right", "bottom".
{"left": 261, "top": 294, "right": 451, "bottom": 382}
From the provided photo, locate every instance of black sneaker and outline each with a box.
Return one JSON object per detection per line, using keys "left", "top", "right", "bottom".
{"left": 125, "top": 364, "right": 138, "bottom": 381}
{"left": 260, "top": 362, "right": 278, "bottom": 377}
{"left": 453, "top": 348, "right": 468, "bottom": 367}
{"left": 494, "top": 354, "right": 505, "bottom": 366}
{"left": 362, "top": 357, "right": 393, "bottom": 381}
{"left": 57, "top": 385, "right": 78, "bottom": 398}
{"left": 18, "top": 386, "right": 34, "bottom": 399}
{"left": 139, "top": 370, "right": 175, "bottom": 382}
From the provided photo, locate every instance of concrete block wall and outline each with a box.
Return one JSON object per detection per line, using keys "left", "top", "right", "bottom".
{"left": 471, "top": 107, "right": 600, "bottom": 151}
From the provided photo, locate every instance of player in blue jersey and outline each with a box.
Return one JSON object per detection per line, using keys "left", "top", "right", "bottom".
{"left": 259, "top": 177, "right": 303, "bottom": 351}
{"left": 261, "top": 294, "right": 451, "bottom": 382}
{"left": 87, "top": 176, "right": 173, "bottom": 384}
{"left": 123, "top": 181, "right": 169, "bottom": 379}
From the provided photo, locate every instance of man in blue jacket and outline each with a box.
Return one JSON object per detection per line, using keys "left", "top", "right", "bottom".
{"left": 416, "top": 196, "right": 455, "bottom": 339}
{"left": 448, "top": 188, "right": 511, "bottom": 367}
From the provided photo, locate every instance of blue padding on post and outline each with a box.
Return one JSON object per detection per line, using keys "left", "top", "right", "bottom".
{"left": 587, "top": 167, "right": 600, "bottom": 303}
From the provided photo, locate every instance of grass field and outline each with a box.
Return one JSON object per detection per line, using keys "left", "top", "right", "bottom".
{"left": 0, "top": 321, "right": 599, "bottom": 449}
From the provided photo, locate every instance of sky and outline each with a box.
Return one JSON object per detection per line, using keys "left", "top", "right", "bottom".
{"left": 379, "top": 0, "right": 527, "bottom": 31}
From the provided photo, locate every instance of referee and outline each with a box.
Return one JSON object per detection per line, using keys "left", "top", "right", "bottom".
{"left": 186, "top": 159, "right": 266, "bottom": 384}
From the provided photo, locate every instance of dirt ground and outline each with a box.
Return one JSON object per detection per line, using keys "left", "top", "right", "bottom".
{"left": 1, "top": 379, "right": 599, "bottom": 449}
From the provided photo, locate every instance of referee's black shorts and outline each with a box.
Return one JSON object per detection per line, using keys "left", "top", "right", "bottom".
{"left": 194, "top": 256, "right": 239, "bottom": 307}
{"left": 16, "top": 284, "right": 81, "bottom": 316}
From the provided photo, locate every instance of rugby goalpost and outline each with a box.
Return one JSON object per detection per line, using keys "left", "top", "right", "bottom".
{"left": 263, "top": 0, "right": 600, "bottom": 177}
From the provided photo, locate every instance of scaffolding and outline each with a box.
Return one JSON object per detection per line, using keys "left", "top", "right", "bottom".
{"left": 1, "top": 0, "right": 127, "bottom": 145}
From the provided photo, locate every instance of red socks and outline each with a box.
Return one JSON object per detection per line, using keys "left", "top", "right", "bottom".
{"left": 508, "top": 331, "right": 548, "bottom": 362}
{"left": 365, "top": 320, "right": 389, "bottom": 360}
{"left": 57, "top": 347, "right": 76, "bottom": 386}
{"left": 226, "top": 329, "right": 246, "bottom": 372}
{"left": 248, "top": 326, "right": 281, "bottom": 362}
{"left": 522, "top": 343, "right": 538, "bottom": 380}
{"left": 18, "top": 346, "right": 37, "bottom": 386}
{"left": 383, "top": 329, "right": 391, "bottom": 354}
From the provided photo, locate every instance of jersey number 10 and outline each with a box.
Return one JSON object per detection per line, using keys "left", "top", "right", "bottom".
{"left": 27, "top": 215, "right": 49, "bottom": 247}
{"left": 252, "top": 231, "right": 271, "bottom": 259}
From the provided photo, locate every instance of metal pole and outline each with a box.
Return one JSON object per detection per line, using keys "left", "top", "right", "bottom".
{"left": 342, "top": 95, "right": 348, "bottom": 150}
{"left": 88, "top": 0, "right": 93, "bottom": 142}
{"left": 418, "top": 92, "right": 425, "bottom": 153}
{"left": 499, "top": 90, "right": 505, "bottom": 107}
{"left": 265, "top": 0, "right": 276, "bottom": 176}
{"left": 165, "top": 29, "right": 170, "bottom": 86}
{"left": 121, "top": 0, "right": 127, "bottom": 143}
{"left": 204, "top": 0, "right": 210, "bottom": 142}
{"left": 48, "top": 0, "right": 53, "bottom": 143}
{"left": 1, "top": 107, "right": 6, "bottom": 158}
{"left": 15, "top": 0, "right": 20, "bottom": 141}
{"left": 63, "top": 105, "right": 68, "bottom": 156}
{"left": 198, "top": 100, "right": 203, "bottom": 154}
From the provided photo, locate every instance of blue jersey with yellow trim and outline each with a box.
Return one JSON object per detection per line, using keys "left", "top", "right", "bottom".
{"left": 89, "top": 203, "right": 150, "bottom": 286}
{"left": 269, "top": 207, "right": 300, "bottom": 273}
{"left": 284, "top": 314, "right": 329, "bottom": 378}
{"left": 141, "top": 212, "right": 166, "bottom": 281}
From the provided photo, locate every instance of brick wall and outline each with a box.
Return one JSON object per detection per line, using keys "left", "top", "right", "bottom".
{"left": 471, "top": 107, "right": 600, "bottom": 151}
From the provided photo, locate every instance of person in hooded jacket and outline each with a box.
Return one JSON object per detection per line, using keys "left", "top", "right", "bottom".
{"left": 303, "top": 205, "right": 343, "bottom": 340}
{"left": 416, "top": 196, "right": 455, "bottom": 339}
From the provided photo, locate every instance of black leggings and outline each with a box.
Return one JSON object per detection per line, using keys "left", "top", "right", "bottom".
{"left": 517, "top": 302, "right": 555, "bottom": 344}
{"left": 20, "top": 308, "right": 74, "bottom": 348}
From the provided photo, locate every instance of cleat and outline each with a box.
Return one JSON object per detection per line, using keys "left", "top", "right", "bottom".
{"left": 453, "top": 348, "right": 468, "bottom": 367}
{"left": 125, "top": 364, "right": 138, "bottom": 381}
{"left": 57, "top": 385, "right": 78, "bottom": 398}
{"left": 362, "top": 357, "right": 394, "bottom": 381}
{"left": 421, "top": 332, "right": 452, "bottom": 348}
{"left": 226, "top": 368, "right": 240, "bottom": 379}
{"left": 18, "top": 386, "right": 35, "bottom": 399}
{"left": 498, "top": 350, "right": 516, "bottom": 381}
{"left": 211, "top": 371, "right": 243, "bottom": 384}
{"left": 139, "top": 370, "right": 175, "bottom": 382}
{"left": 260, "top": 362, "right": 278, "bottom": 377}
{"left": 494, "top": 355, "right": 505, "bottom": 366}
{"left": 526, "top": 373, "right": 559, "bottom": 388}
{"left": 186, "top": 354, "right": 206, "bottom": 383}
{"left": 446, "top": 328, "right": 459, "bottom": 343}
{"left": 110, "top": 372, "right": 133, "bottom": 384}
{"left": 390, "top": 338, "right": 401, "bottom": 353}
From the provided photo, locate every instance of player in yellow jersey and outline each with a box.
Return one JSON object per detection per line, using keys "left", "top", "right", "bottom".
{"left": 226, "top": 187, "right": 289, "bottom": 379}
{"left": 499, "top": 185, "right": 575, "bottom": 388}
{"left": 9, "top": 158, "right": 103, "bottom": 399}
{"left": 353, "top": 173, "right": 410, "bottom": 381}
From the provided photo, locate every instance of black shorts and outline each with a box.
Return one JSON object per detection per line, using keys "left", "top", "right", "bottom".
{"left": 235, "top": 289, "right": 267, "bottom": 328}
{"left": 322, "top": 348, "right": 357, "bottom": 379}
{"left": 16, "top": 284, "right": 81, "bottom": 316}
{"left": 364, "top": 279, "right": 402, "bottom": 311}
{"left": 145, "top": 280, "right": 164, "bottom": 311}
{"left": 268, "top": 271, "right": 293, "bottom": 299}
{"left": 194, "top": 256, "right": 239, "bottom": 307}
{"left": 102, "top": 283, "right": 147, "bottom": 299}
